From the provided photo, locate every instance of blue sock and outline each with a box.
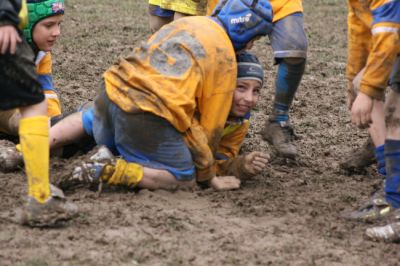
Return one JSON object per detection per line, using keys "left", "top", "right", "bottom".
{"left": 271, "top": 60, "right": 305, "bottom": 123}
{"left": 375, "top": 145, "right": 386, "bottom": 176}
{"left": 384, "top": 139, "right": 400, "bottom": 208}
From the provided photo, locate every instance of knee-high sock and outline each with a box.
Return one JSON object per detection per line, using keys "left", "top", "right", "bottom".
{"left": 100, "top": 159, "right": 143, "bottom": 187}
{"left": 271, "top": 60, "right": 306, "bottom": 122}
{"left": 375, "top": 144, "right": 386, "bottom": 176}
{"left": 385, "top": 139, "right": 400, "bottom": 208}
{"left": 19, "top": 116, "right": 50, "bottom": 203}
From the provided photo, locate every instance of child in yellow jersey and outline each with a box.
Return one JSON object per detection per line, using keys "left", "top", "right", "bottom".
{"left": 209, "top": 0, "right": 307, "bottom": 160}
{"left": 0, "top": 0, "right": 77, "bottom": 227}
{"left": 340, "top": 0, "right": 400, "bottom": 242}
{"left": 0, "top": 0, "right": 64, "bottom": 136}
{"left": 215, "top": 52, "right": 269, "bottom": 179}
{"left": 43, "top": 52, "right": 270, "bottom": 191}
{"left": 148, "top": 0, "right": 207, "bottom": 32}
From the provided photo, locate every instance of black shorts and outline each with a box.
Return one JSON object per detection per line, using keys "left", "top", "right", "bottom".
{"left": 0, "top": 39, "right": 44, "bottom": 110}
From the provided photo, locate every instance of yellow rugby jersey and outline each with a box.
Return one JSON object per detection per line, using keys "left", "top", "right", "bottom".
{"left": 207, "top": 0, "right": 303, "bottom": 22}
{"left": 104, "top": 16, "right": 237, "bottom": 182}
{"left": 149, "top": 0, "right": 207, "bottom": 15}
{"left": 347, "top": 0, "right": 400, "bottom": 100}
{"left": 36, "top": 52, "right": 62, "bottom": 117}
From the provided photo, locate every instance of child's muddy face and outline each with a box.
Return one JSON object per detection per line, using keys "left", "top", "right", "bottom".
{"left": 32, "top": 14, "right": 64, "bottom": 52}
{"left": 230, "top": 79, "right": 261, "bottom": 117}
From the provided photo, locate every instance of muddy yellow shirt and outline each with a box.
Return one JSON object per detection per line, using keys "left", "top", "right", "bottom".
{"left": 347, "top": 0, "right": 400, "bottom": 100}
{"left": 104, "top": 16, "right": 237, "bottom": 182}
{"left": 36, "top": 51, "right": 62, "bottom": 117}
{"left": 215, "top": 118, "right": 249, "bottom": 176}
{"left": 207, "top": 0, "right": 303, "bottom": 22}
{"left": 149, "top": 0, "right": 207, "bottom": 15}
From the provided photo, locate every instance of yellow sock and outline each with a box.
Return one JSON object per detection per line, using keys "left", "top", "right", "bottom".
{"left": 101, "top": 159, "right": 143, "bottom": 187}
{"left": 19, "top": 116, "right": 50, "bottom": 203}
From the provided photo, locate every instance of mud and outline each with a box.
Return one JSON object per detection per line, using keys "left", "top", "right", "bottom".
{"left": 0, "top": 0, "right": 399, "bottom": 265}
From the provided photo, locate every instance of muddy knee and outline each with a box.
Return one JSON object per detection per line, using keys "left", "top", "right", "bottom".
{"left": 385, "top": 90, "right": 400, "bottom": 134}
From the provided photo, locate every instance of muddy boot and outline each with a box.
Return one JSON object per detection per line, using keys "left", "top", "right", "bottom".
{"left": 342, "top": 196, "right": 398, "bottom": 223}
{"left": 261, "top": 120, "right": 297, "bottom": 159}
{"left": 340, "top": 137, "right": 375, "bottom": 174}
{"left": 0, "top": 140, "right": 23, "bottom": 172}
{"left": 366, "top": 221, "right": 400, "bottom": 243}
{"left": 57, "top": 146, "right": 115, "bottom": 190}
{"left": 20, "top": 185, "right": 78, "bottom": 227}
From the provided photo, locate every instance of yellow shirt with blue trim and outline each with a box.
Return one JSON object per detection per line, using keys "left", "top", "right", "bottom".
{"left": 104, "top": 16, "right": 237, "bottom": 182}
{"left": 207, "top": 0, "right": 303, "bottom": 22}
{"left": 35, "top": 51, "right": 62, "bottom": 117}
{"left": 347, "top": 0, "right": 400, "bottom": 100}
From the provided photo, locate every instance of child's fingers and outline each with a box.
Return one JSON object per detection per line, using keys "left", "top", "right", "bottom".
{"left": 252, "top": 160, "right": 266, "bottom": 169}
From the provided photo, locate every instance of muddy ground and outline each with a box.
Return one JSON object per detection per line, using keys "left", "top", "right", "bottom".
{"left": 0, "top": 0, "right": 399, "bottom": 265}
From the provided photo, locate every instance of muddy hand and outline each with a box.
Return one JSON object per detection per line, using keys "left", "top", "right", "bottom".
{"left": 351, "top": 92, "right": 373, "bottom": 129}
{"left": 0, "top": 25, "right": 21, "bottom": 55}
{"left": 244, "top": 151, "right": 269, "bottom": 175}
{"left": 210, "top": 176, "right": 241, "bottom": 191}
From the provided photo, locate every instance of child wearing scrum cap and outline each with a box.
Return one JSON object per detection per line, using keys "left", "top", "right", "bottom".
{"left": 0, "top": 0, "right": 65, "bottom": 136}
{"left": 0, "top": 0, "right": 76, "bottom": 227}
{"left": 215, "top": 51, "right": 269, "bottom": 179}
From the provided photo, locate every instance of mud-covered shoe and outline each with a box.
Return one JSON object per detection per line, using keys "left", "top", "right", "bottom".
{"left": 343, "top": 196, "right": 396, "bottom": 223}
{"left": 20, "top": 185, "right": 78, "bottom": 227}
{"left": 366, "top": 221, "right": 400, "bottom": 243}
{"left": 57, "top": 145, "right": 115, "bottom": 190}
{"left": 0, "top": 140, "right": 23, "bottom": 172}
{"left": 261, "top": 120, "right": 297, "bottom": 159}
{"left": 340, "top": 137, "right": 375, "bottom": 174}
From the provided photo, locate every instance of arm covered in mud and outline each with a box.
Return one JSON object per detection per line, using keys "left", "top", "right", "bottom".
{"left": 216, "top": 121, "right": 269, "bottom": 179}
{"left": 184, "top": 117, "right": 240, "bottom": 190}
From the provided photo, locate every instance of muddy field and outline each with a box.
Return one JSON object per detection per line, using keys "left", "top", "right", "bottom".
{"left": 0, "top": 0, "right": 399, "bottom": 265}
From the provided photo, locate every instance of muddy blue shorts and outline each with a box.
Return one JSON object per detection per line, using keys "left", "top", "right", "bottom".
{"left": 82, "top": 89, "right": 195, "bottom": 181}
{"left": 269, "top": 12, "right": 308, "bottom": 61}
{"left": 148, "top": 4, "right": 174, "bottom": 18}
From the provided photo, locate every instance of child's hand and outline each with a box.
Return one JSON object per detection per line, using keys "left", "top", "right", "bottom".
{"left": 0, "top": 25, "right": 21, "bottom": 55}
{"left": 351, "top": 92, "right": 373, "bottom": 128}
{"left": 243, "top": 151, "right": 269, "bottom": 175}
{"left": 210, "top": 176, "right": 240, "bottom": 191}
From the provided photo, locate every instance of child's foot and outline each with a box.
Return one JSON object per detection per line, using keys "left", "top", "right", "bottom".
{"left": 339, "top": 137, "right": 375, "bottom": 174}
{"left": 261, "top": 120, "right": 297, "bottom": 159}
{"left": 57, "top": 146, "right": 115, "bottom": 190}
{"left": 341, "top": 196, "right": 398, "bottom": 223}
{"left": 366, "top": 222, "right": 400, "bottom": 242}
{"left": 19, "top": 185, "right": 78, "bottom": 227}
{"left": 0, "top": 140, "right": 22, "bottom": 172}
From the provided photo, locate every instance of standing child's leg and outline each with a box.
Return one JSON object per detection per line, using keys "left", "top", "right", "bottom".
{"left": 261, "top": 13, "right": 308, "bottom": 158}
{"left": 19, "top": 101, "right": 50, "bottom": 203}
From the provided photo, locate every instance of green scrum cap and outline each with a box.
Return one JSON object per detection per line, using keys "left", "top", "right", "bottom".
{"left": 23, "top": 0, "right": 65, "bottom": 44}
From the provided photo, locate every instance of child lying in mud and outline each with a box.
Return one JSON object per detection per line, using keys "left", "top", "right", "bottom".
{"left": 52, "top": 51, "right": 269, "bottom": 191}
{"left": 0, "top": 0, "right": 272, "bottom": 191}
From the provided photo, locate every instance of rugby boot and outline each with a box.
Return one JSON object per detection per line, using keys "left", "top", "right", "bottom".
{"left": 261, "top": 120, "right": 297, "bottom": 159}
{"left": 366, "top": 221, "right": 400, "bottom": 243}
{"left": 57, "top": 145, "right": 115, "bottom": 190}
{"left": 340, "top": 137, "right": 376, "bottom": 174}
{"left": 343, "top": 196, "right": 397, "bottom": 223}
{"left": 0, "top": 140, "right": 23, "bottom": 172}
{"left": 20, "top": 184, "right": 78, "bottom": 227}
